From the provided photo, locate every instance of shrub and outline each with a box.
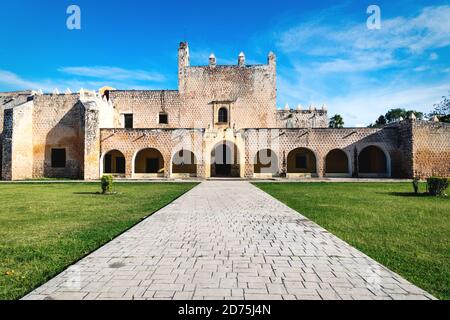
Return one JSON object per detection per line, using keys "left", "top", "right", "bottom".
{"left": 412, "top": 177, "right": 420, "bottom": 194}
{"left": 426, "top": 176, "right": 449, "bottom": 196}
{"left": 101, "top": 175, "right": 113, "bottom": 194}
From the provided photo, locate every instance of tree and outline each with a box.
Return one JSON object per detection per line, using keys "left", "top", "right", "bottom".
{"left": 385, "top": 108, "right": 407, "bottom": 123}
{"left": 368, "top": 115, "right": 388, "bottom": 128}
{"left": 329, "top": 114, "right": 344, "bottom": 128}
{"left": 369, "top": 108, "right": 423, "bottom": 127}
{"left": 428, "top": 92, "right": 450, "bottom": 123}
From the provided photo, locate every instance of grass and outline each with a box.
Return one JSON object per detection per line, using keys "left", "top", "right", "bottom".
{"left": 254, "top": 182, "right": 450, "bottom": 300}
{"left": 0, "top": 182, "right": 197, "bottom": 300}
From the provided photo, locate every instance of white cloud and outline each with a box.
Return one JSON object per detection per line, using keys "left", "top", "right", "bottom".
{"left": 280, "top": 6, "right": 450, "bottom": 54}
{"left": 326, "top": 83, "right": 449, "bottom": 126}
{"left": 277, "top": 5, "right": 450, "bottom": 73}
{"left": 429, "top": 52, "right": 439, "bottom": 61}
{"left": 315, "top": 52, "right": 396, "bottom": 73}
{"left": 0, "top": 70, "right": 47, "bottom": 91}
{"left": 58, "top": 66, "right": 165, "bottom": 82}
{"left": 413, "top": 66, "right": 430, "bottom": 72}
{"left": 273, "top": 5, "right": 450, "bottom": 126}
{"left": 0, "top": 69, "right": 159, "bottom": 93}
{"left": 277, "top": 62, "right": 449, "bottom": 126}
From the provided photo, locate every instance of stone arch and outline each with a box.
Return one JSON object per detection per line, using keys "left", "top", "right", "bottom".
{"left": 287, "top": 147, "right": 317, "bottom": 176}
{"left": 133, "top": 148, "right": 165, "bottom": 178}
{"left": 358, "top": 145, "right": 390, "bottom": 177}
{"left": 254, "top": 149, "right": 279, "bottom": 176}
{"left": 100, "top": 149, "right": 126, "bottom": 176}
{"left": 325, "top": 149, "right": 350, "bottom": 177}
{"left": 171, "top": 149, "right": 198, "bottom": 177}
{"left": 210, "top": 140, "right": 240, "bottom": 177}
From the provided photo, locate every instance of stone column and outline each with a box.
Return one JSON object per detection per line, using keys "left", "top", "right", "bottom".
{"left": 1, "top": 108, "right": 13, "bottom": 181}
{"left": 163, "top": 154, "right": 171, "bottom": 178}
{"left": 126, "top": 151, "right": 134, "bottom": 179}
{"left": 82, "top": 100, "right": 101, "bottom": 180}
{"left": 316, "top": 151, "right": 325, "bottom": 178}
{"left": 2, "top": 101, "right": 34, "bottom": 181}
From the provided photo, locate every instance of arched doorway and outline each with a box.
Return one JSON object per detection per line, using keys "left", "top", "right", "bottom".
{"left": 211, "top": 141, "right": 240, "bottom": 177}
{"left": 287, "top": 148, "right": 317, "bottom": 177}
{"left": 102, "top": 150, "right": 126, "bottom": 176}
{"left": 254, "top": 149, "right": 278, "bottom": 177}
{"left": 134, "top": 148, "right": 164, "bottom": 178}
{"left": 172, "top": 150, "right": 197, "bottom": 177}
{"left": 358, "top": 145, "right": 389, "bottom": 177}
{"left": 325, "top": 149, "right": 350, "bottom": 177}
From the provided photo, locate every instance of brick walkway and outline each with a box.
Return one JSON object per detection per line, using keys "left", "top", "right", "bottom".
{"left": 23, "top": 181, "right": 434, "bottom": 300}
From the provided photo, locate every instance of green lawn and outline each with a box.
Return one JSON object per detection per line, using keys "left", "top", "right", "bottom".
{"left": 0, "top": 182, "right": 197, "bottom": 300}
{"left": 254, "top": 182, "right": 449, "bottom": 300}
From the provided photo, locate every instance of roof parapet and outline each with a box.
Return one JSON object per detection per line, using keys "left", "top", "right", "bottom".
{"left": 209, "top": 53, "right": 217, "bottom": 67}
{"left": 238, "top": 52, "right": 245, "bottom": 67}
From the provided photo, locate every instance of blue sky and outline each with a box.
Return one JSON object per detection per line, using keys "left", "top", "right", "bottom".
{"left": 1, "top": 0, "right": 449, "bottom": 126}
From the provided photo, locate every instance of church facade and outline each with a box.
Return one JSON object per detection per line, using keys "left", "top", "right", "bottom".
{"left": 1, "top": 42, "right": 449, "bottom": 181}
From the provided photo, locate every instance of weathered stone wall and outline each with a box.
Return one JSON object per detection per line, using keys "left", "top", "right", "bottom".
{"left": 81, "top": 100, "right": 101, "bottom": 180}
{"left": 97, "top": 125, "right": 405, "bottom": 179}
{"left": 1, "top": 101, "right": 34, "bottom": 180}
{"left": 410, "top": 120, "right": 450, "bottom": 178}
{"left": 276, "top": 110, "right": 329, "bottom": 128}
{"left": 0, "top": 91, "right": 33, "bottom": 133}
{"left": 2, "top": 44, "right": 449, "bottom": 181}
{"left": 243, "top": 127, "right": 404, "bottom": 178}
{"left": 1, "top": 107, "right": 13, "bottom": 180}
{"left": 100, "top": 128, "right": 205, "bottom": 178}
{"left": 0, "top": 97, "right": 6, "bottom": 133}
{"left": 2, "top": 108, "right": 13, "bottom": 180}
{"left": 397, "top": 121, "right": 414, "bottom": 178}
{"left": 32, "top": 94, "right": 84, "bottom": 179}
{"left": 0, "top": 132, "right": 2, "bottom": 178}
{"left": 110, "top": 90, "right": 181, "bottom": 128}
{"left": 178, "top": 43, "right": 277, "bottom": 129}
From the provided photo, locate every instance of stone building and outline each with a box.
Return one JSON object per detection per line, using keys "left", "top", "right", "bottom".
{"left": 1, "top": 42, "right": 449, "bottom": 181}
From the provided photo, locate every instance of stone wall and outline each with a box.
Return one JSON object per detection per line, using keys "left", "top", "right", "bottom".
{"left": 1, "top": 92, "right": 35, "bottom": 180}
{"left": 32, "top": 94, "right": 84, "bottom": 179}
{"left": 2, "top": 101, "right": 34, "bottom": 180}
{"left": 100, "top": 128, "right": 205, "bottom": 178}
{"left": 276, "top": 110, "right": 329, "bottom": 128}
{"left": 2, "top": 107, "right": 14, "bottom": 180}
{"left": 110, "top": 90, "right": 181, "bottom": 128}
{"left": 243, "top": 126, "right": 404, "bottom": 178}
{"left": 97, "top": 125, "right": 406, "bottom": 179}
{"left": 0, "top": 91, "right": 33, "bottom": 133}
{"left": 410, "top": 120, "right": 450, "bottom": 178}
{"left": 1, "top": 92, "right": 112, "bottom": 181}
{"left": 397, "top": 121, "right": 414, "bottom": 178}
{"left": 81, "top": 100, "right": 101, "bottom": 180}
{"left": 178, "top": 43, "right": 277, "bottom": 129}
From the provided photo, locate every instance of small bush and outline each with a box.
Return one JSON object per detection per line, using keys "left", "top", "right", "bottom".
{"left": 101, "top": 175, "right": 113, "bottom": 194}
{"left": 412, "top": 177, "right": 420, "bottom": 194}
{"left": 426, "top": 176, "right": 449, "bottom": 196}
